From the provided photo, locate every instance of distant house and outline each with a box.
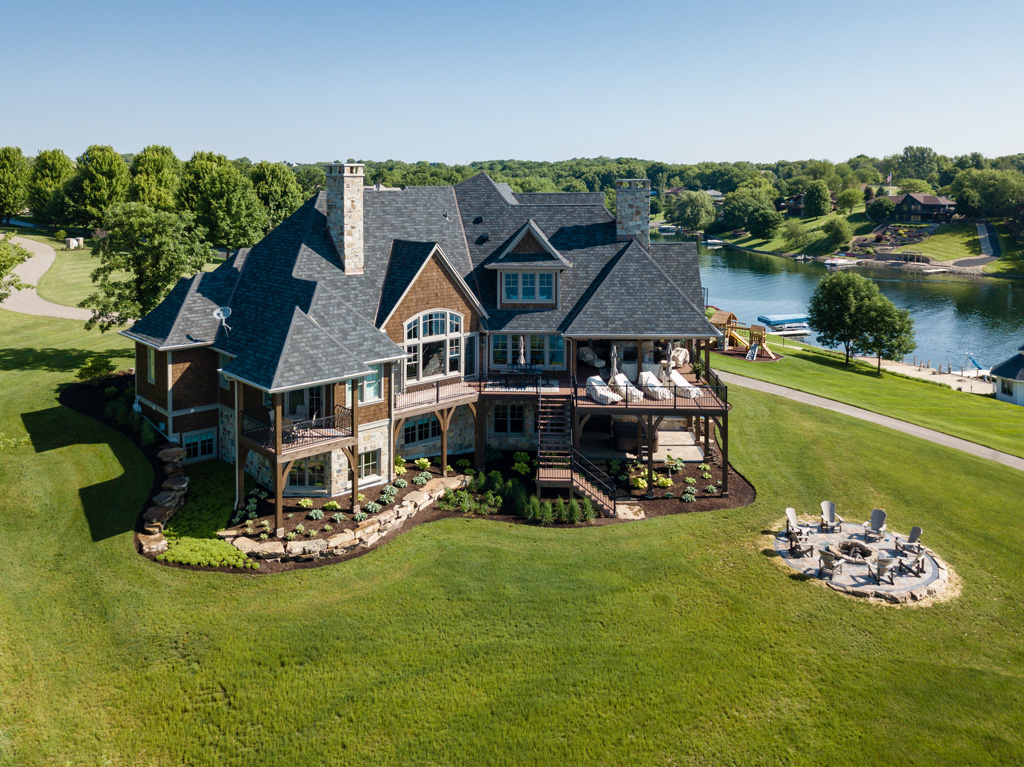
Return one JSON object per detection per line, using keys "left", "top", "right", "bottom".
{"left": 665, "top": 187, "right": 725, "bottom": 221}
{"left": 779, "top": 191, "right": 837, "bottom": 216}
{"left": 704, "top": 189, "right": 724, "bottom": 203}
{"left": 877, "top": 193, "right": 956, "bottom": 223}
{"left": 991, "top": 344, "right": 1024, "bottom": 406}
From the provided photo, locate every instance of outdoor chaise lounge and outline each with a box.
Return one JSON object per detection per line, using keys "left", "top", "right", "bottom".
{"left": 668, "top": 369, "right": 702, "bottom": 399}
{"left": 867, "top": 556, "right": 896, "bottom": 585}
{"left": 585, "top": 375, "right": 623, "bottom": 406}
{"left": 862, "top": 508, "right": 888, "bottom": 542}
{"left": 818, "top": 548, "right": 844, "bottom": 579}
{"left": 610, "top": 373, "right": 644, "bottom": 404}
{"left": 785, "top": 507, "right": 807, "bottom": 541}
{"left": 895, "top": 526, "right": 923, "bottom": 555}
{"left": 578, "top": 345, "right": 605, "bottom": 369}
{"left": 639, "top": 370, "right": 671, "bottom": 401}
{"left": 670, "top": 346, "right": 690, "bottom": 368}
{"left": 820, "top": 500, "right": 844, "bottom": 533}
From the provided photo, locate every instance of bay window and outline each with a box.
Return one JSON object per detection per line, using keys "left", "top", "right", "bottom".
{"left": 403, "top": 310, "right": 466, "bottom": 383}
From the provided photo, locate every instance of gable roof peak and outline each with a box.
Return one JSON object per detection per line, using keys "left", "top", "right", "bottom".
{"left": 484, "top": 218, "right": 572, "bottom": 270}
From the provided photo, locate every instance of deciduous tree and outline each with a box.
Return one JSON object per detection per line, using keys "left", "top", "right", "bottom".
{"left": 0, "top": 233, "right": 29, "bottom": 302}
{"left": 0, "top": 147, "right": 30, "bottom": 223}
{"left": 803, "top": 180, "right": 832, "bottom": 217}
{"left": 192, "top": 164, "right": 269, "bottom": 253}
{"left": 668, "top": 190, "right": 715, "bottom": 231}
{"left": 65, "top": 145, "right": 130, "bottom": 227}
{"left": 896, "top": 178, "right": 933, "bottom": 195}
{"left": 26, "top": 148, "right": 74, "bottom": 224}
{"left": 129, "top": 145, "right": 181, "bottom": 211}
{"left": 819, "top": 217, "right": 852, "bottom": 251}
{"left": 250, "top": 161, "right": 303, "bottom": 230}
{"left": 861, "top": 295, "right": 916, "bottom": 372}
{"left": 837, "top": 187, "right": 862, "bottom": 214}
{"left": 868, "top": 197, "right": 896, "bottom": 220}
{"left": 747, "top": 205, "right": 783, "bottom": 240}
{"left": 807, "top": 270, "right": 881, "bottom": 363}
{"left": 81, "top": 203, "right": 212, "bottom": 331}
{"left": 781, "top": 218, "right": 810, "bottom": 252}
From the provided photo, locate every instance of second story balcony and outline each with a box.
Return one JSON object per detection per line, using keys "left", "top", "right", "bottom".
{"left": 240, "top": 407, "right": 354, "bottom": 456}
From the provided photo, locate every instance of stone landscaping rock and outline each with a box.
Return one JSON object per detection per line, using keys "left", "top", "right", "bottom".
{"left": 145, "top": 506, "right": 174, "bottom": 523}
{"left": 286, "top": 539, "right": 328, "bottom": 557}
{"left": 152, "top": 490, "right": 182, "bottom": 508}
{"left": 404, "top": 490, "right": 429, "bottom": 509}
{"left": 356, "top": 518, "right": 380, "bottom": 534}
{"left": 143, "top": 521, "right": 163, "bottom": 535}
{"left": 361, "top": 532, "right": 381, "bottom": 548}
{"left": 377, "top": 509, "right": 397, "bottom": 526}
{"left": 157, "top": 447, "right": 186, "bottom": 462}
{"left": 163, "top": 462, "right": 183, "bottom": 476}
{"left": 161, "top": 475, "right": 189, "bottom": 492}
{"left": 328, "top": 530, "right": 356, "bottom": 548}
{"left": 253, "top": 540, "right": 285, "bottom": 559}
{"left": 215, "top": 529, "right": 237, "bottom": 539}
{"left": 233, "top": 537, "right": 258, "bottom": 554}
{"left": 138, "top": 532, "right": 168, "bottom": 555}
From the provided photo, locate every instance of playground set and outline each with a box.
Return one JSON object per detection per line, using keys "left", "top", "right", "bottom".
{"left": 707, "top": 310, "right": 778, "bottom": 361}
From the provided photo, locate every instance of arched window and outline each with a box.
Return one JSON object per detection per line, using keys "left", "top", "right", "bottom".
{"left": 404, "top": 310, "right": 465, "bottom": 383}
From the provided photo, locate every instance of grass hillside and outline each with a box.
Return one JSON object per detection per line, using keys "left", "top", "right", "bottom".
{"left": 893, "top": 222, "right": 981, "bottom": 262}
{"left": 723, "top": 205, "right": 875, "bottom": 256}
{"left": 984, "top": 220, "right": 1024, "bottom": 276}
{"left": 2, "top": 309, "right": 1024, "bottom": 764}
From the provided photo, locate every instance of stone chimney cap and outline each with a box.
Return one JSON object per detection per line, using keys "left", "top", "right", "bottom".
{"left": 325, "top": 162, "right": 365, "bottom": 176}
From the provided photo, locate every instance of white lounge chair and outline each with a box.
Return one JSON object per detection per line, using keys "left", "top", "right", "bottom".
{"left": 585, "top": 375, "right": 622, "bottom": 405}
{"left": 668, "top": 369, "right": 702, "bottom": 399}
{"left": 609, "top": 373, "right": 644, "bottom": 404}
{"left": 670, "top": 346, "right": 690, "bottom": 367}
{"left": 867, "top": 556, "right": 896, "bottom": 585}
{"left": 639, "top": 370, "right": 671, "bottom": 401}
{"left": 577, "top": 345, "right": 605, "bottom": 369}
{"left": 820, "top": 500, "right": 844, "bottom": 533}
{"left": 862, "top": 509, "right": 888, "bottom": 542}
{"left": 895, "top": 526, "right": 923, "bottom": 555}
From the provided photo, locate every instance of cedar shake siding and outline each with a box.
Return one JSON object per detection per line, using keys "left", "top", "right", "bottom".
{"left": 170, "top": 348, "right": 219, "bottom": 410}
{"left": 135, "top": 342, "right": 168, "bottom": 408}
{"left": 383, "top": 254, "right": 481, "bottom": 343}
{"left": 172, "top": 410, "right": 219, "bottom": 436}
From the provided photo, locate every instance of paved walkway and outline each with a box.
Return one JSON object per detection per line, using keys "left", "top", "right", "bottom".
{"left": 0, "top": 236, "right": 92, "bottom": 320}
{"left": 717, "top": 370, "right": 1024, "bottom": 473}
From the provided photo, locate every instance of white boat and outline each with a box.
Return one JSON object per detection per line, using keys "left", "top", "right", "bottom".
{"left": 657, "top": 225, "right": 678, "bottom": 235}
{"left": 704, "top": 238, "right": 724, "bottom": 246}
{"left": 824, "top": 257, "right": 857, "bottom": 268}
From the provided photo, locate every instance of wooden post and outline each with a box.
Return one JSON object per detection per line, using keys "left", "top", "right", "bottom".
{"left": 273, "top": 392, "right": 284, "bottom": 535}
{"left": 720, "top": 414, "right": 729, "bottom": 496}
{"left": 635, "top": 338, "right": 643, "bottom": 384}
{"left": 234, "top": 381, "right": 245, "bottom": 509}
{"left": 437, "top": 407, "right": 455, "bottom": 475}
{"left": 350, "top": 382, "right": 360, "bottom": 514}
{"left": 703, "top": 414, "right": 711, "bottom": 456}
{"left": 704, "top": 340, "right": 710, "bottom": 380}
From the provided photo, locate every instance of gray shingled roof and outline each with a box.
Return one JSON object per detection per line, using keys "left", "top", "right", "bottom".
{"left": 990, "top": 348, "right": 1024, "bottom": 381}
{"left": 485, "top": 219, "right": 572, "bottom": 269}
{"left": 131, "top": 170, "right": 713, "bottom": 390}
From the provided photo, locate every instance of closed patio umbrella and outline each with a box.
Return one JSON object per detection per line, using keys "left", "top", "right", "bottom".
{"left": 610, "top": 344, "right": 618, "bottom": 377}
{"left": 518, "top": 335, "right": 526, "bottom": 366}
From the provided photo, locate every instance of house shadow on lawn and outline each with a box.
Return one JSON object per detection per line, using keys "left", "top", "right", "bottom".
{"left": 21, "top": 405, "right": 146, "bottom": 542}
{"left": 0, "top": 346, "right": 129, "bottom": 374}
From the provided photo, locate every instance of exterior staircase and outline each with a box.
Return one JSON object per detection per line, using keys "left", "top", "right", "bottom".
{"left": 536, "top": 394, "right": 618, "bottom": 516}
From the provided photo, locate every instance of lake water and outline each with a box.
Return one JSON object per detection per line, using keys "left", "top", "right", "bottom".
{"left": 689, "top": 243, "right": 1024, "bottom": 370}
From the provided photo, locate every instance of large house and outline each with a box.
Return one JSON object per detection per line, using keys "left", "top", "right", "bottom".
{"left": 124, "top": 166, "right": 727, "bottom": 533}
{"left": 991, "top": 343, "right": 1024, "bottom": 405}
{"left": 876, "top": 192, "right": 956, "bottom": 222}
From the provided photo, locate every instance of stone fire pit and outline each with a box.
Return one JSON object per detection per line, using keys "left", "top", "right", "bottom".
{"left": 837, "top": 539, "right": 874, "bottom": 561}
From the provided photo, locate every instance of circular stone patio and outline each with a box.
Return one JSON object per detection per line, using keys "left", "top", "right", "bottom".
{"left": 772, "top": 516, "right": 953, "bottom": 604}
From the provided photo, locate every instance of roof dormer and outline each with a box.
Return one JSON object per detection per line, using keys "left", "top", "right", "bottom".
{"left": 485, "top": 220, "right": 568, "bottom": 309}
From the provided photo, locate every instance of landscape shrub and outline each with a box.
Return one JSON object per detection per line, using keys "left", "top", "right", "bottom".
{"left": 297, "top": 498, "right": 313, "bottom": 509}
{"left": 554, "top": 498, "right": 567, "bottom": 523}
{"left": 567, "top": 498, "right": 580, "bottom": 524}
{"left": 353, "top": 511, "right": 368, "bottom": 522}
{"left": 394, "top": 478, "right": 408, "bottom": 488}
{"left": 538, "top": 500, "right": 554, "bottom": 525}
{"left": 580, "top": 498, "right": 595, "bottom": 521}
{"left": 307, "top": 508, "right": 324, "bottom": 521}
{"left": 511, "top": 461, "right": 531, "bottom": 475}
{"left": 364, "top": 501, "right": 382, "bottom": 515}
{"left": 631, "top": 476, "right": 648, "bottom": 490}
{"left": 414, "top": 457, "right": 431, "bottom": 471}
{"left": 508, "top": 481, "right": 528, "bottom": 517}
{"left": 75, "top": 356, "right": 115, "bottom": 384}
{"left": 655, "top": 476, "right": 671, "bottom": 488}
{"left": 103, "top": 385, "right": 119, "bottom": 400}
{"left": 54, "top": 229, "right": 67, "bottom": 242}
{"left": 455, "top": 458, "right": 472, "bottom": 470}
{"left": 323, "top": 500, "right": 341, "bottom": 511}
{"left": 478, "top": 490, "right": 502, "bottom": 515}
{"left": 468, "top": 472, "right": 485, "bottom": 493}
{"left": 486, "top": 470, "right": 504, "bottom": 493}
{"left": 526, "top": 496, "right": 541, "bottom": 521}
{"left": 330, "top": 512, "right": 346, "bottom": 524}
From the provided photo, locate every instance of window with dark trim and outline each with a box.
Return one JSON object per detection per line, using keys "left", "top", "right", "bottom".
{"left": 404, "top": 415, "right": 441, "bottom": 445}
{"left": 493, "top": 403, "right": 525, "bottom": 434}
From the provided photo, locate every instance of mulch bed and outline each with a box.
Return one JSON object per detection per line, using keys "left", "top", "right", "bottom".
{"left": 59, "top": 374, "right": 757, "bottom": 574}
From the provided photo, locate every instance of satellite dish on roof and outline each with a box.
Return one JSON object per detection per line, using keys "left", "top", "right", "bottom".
{"left": 213, "top": 306, "right": 232, "bottom": 336}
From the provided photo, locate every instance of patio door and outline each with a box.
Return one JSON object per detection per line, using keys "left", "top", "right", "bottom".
{"left": 286, "top": 386, "right": 324, "bottom": 421}
{"left": 288, "top": 454, "right": 327, "bottom": 492}
{"left": 464, "top": 333, "right": 478, "bottom": 378}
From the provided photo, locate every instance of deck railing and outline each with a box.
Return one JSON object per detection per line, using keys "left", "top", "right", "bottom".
{"left": 536, "top": 448, "right": 620, "bottom": 515}
{"left": 394, "top": 378, "right": 478, "bottom": 411}
{"left": 240, "top": 407, "right": 353, "bottom": 451}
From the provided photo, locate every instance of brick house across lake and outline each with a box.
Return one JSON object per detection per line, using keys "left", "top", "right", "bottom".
{"left": 124, "top": 166, "right": 728, "bottom": 532}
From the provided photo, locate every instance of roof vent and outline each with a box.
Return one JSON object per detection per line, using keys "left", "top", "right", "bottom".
{"left": 478, "top": 233, "right": 489, "bottom": 243}
{"left": 473, "top": 216, "right": 483, "bottom": 224}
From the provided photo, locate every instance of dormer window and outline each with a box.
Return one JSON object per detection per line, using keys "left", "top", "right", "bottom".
{"left": 501, "top": 271, "right": 557, "bottom": 305}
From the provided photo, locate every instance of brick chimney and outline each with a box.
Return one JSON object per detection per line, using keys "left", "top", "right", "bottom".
{"left": 325, "top": 162, "right": 365, "bottom": 274}
{"left": 615, "top": 178, "right": 651, "bottom": 249}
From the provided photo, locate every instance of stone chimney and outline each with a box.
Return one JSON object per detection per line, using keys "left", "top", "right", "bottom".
{"left": 325, "top": 162, "right": 365, "bottom": 274}
{"left": 615, "top": 178, "right": 651, "bottom": 248}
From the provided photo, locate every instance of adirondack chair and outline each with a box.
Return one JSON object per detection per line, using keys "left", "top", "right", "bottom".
{"left": 898, "top": 553, "right": 925, "bottom": 577}
{"left": 818, "top": 548, "right": 844, "bottom": 579}
{"left": 820, "top": 500, "right": 844, "bottom": 533}
{"left": 785, "top": 507, "right": 808, "bottom": 541}
{"left": 862, "top": 508, "right": 887, "bottom": 542}
{"left": 867, "top": 556, "right": 896, "bottom": 585}
{"left": 895, "top": 526, "right": 923, "bottom": 556}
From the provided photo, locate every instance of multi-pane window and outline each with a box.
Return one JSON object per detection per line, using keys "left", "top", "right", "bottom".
{"left": 404, "top": 415, "right": 441, "bottom": 445}
{"left": 404, "top": 311, "right": 465, "bottom": 383}
{"left": 501, "top": 272, "right": 556, "bottom": 304}
{"left": 493, "top": 403, "right": 526, "bottom": 434}
{"left": 489, "top": 334, "right": 564, "bottom": 369}
{"left": 289, "top": 455, "right": 326, "bottom": 489}
{"left": 362, "top": 365, "right": 382, "bottom": 402}
{"left": 358, "top": 449, "right": 380, "bottom": 479}
{"left": 183, "top": 429, "right": 215, "bottom": 462}
{"left": 146, "top": 346, "right": 156, "bottom": 384}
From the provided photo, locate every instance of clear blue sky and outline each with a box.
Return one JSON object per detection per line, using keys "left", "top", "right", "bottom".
{"left": 3, "top": 0, "right": 1021, "bottom": 165}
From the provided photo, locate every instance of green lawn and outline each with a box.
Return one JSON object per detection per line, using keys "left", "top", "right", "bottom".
{"left": 2, "top": 309, "right": 1024, "bottom": 765}
{"left": 894, "top": 222, "right": 981, "bottom": 262}
{"left": 723, "top": 205, "right": 875, "bottom": 256}
{"left": 712, "top": 340, "right": 1024, "bottom": 459}
{"left": 983, "top": 220, "right": 1024, "bottom": 276}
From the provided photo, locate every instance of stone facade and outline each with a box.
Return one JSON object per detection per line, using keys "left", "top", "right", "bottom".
{"left": 327, "top": 419, "right": 391, "bottom": 496}
{"left": 325, "top": 163, "right": 364, "bottom": 275}
{"left": 487, "top": 401, "right": 536, "bottom": 452}
{"left": 615, "top": 178, "right": 651, "bottom": 248}
{"left": 396, "top": 405, "right": 475, "bottom": 460}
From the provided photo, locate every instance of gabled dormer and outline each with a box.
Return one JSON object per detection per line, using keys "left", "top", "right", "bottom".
{"left": 484, "top": 219, "right": 570, "bottom": 309}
